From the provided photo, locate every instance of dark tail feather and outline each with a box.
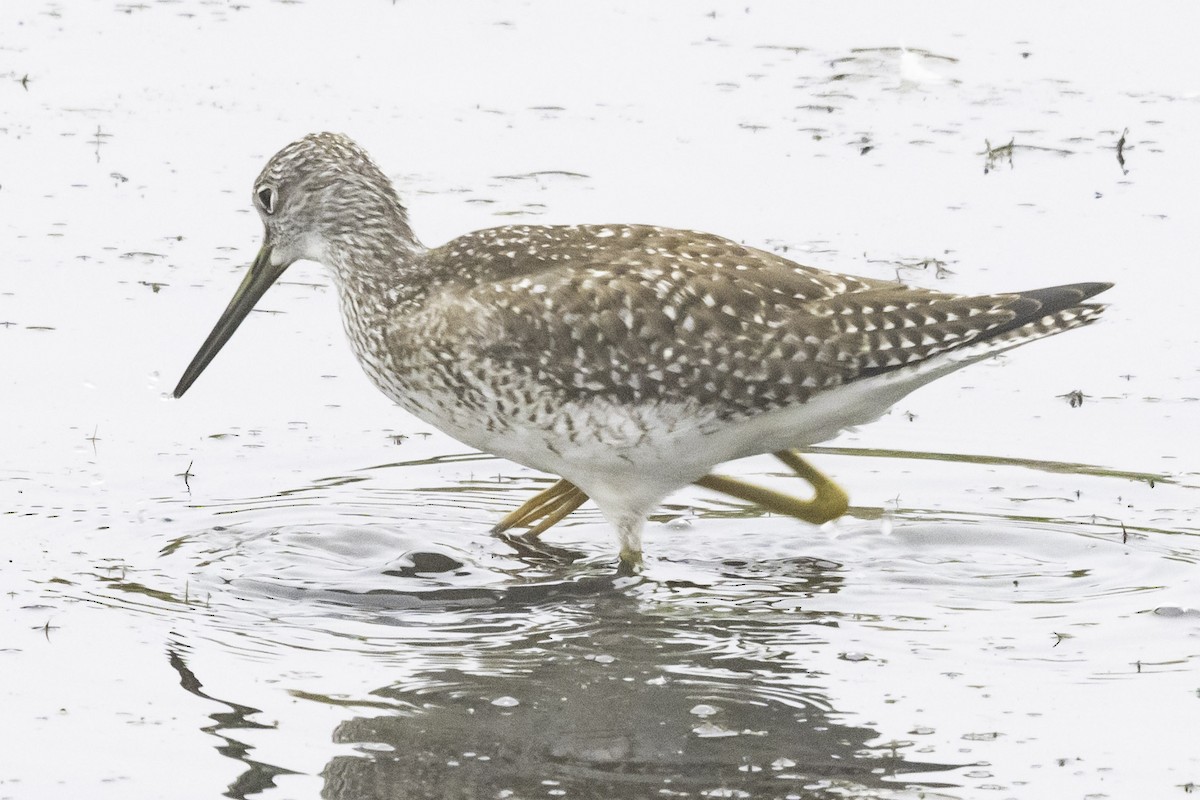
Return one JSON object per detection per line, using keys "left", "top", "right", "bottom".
{"left": 985, "top": 281, "right": 1113, "bottom": 340}
{"left": 1016, "top": 281, "right": 1112, "bottom": 310}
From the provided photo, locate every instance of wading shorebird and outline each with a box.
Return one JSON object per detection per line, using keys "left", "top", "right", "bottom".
{"left": 173, "top": 133, "right": 1111, "bottom": 569}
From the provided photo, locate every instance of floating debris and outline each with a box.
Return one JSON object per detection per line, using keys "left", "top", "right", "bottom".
{"left": 982, "top": 137, "right": 1074, "bottom": 173}
{"left": 1058, "top": 389, "right": 1086, "bottom": 408}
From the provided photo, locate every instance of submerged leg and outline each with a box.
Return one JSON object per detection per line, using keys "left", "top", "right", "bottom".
{"left": 493, "top": 482, "right": 644, "bottom": 573}
{"left": 614, "top": 513, "right": 645, "bottom": 575}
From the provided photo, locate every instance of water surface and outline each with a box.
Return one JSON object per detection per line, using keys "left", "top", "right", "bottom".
{"left": 2, "top": 1, "right": 1197, "bottom": 798}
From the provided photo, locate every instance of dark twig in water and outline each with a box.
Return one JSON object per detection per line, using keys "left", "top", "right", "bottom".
{"left": 865, "top": 256, "right": 955, "bottom": 282}
{"left": 895, "top": 257, "right": 954, "bottom": 281}
{"left": 176, "top": 459, "right": 194, "bottom": 491}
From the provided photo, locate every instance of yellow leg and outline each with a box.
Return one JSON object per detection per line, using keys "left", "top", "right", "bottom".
{"left": 695, "top": 451, "right": 848, "bottom": 524}
{"left": 524, "top": 485, "right": 588, "bottom": 537}
{"left": 491, "top": 478, "right": 588, "bottom": 536}
{"left": 492, "top": 450, "right": 848, "bottom": 538}
{"left": 772, "top": 449, "right": 850, "bottom": 523}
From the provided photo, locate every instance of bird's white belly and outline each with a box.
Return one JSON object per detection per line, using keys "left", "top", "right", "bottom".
{"left": 421, "top": 377, "right": 900, "bottom": 518}
{"left": 377, "top": 342, "right": 983, "bottom": 519}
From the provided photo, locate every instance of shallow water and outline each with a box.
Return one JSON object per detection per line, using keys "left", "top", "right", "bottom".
{"left": 2, "top": 1, "right": 1198, "bottom": 798}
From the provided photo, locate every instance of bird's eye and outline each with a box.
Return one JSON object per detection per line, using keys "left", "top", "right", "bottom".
{"left": 256, "top": 185, "right": 278, "bottom": 215}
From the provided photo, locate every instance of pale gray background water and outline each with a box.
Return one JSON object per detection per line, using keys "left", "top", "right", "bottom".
{"left": 1, "top": 2, "right": 1197, "bottom": 799}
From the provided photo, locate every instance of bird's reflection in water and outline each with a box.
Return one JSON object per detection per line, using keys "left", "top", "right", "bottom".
{"left": 167, "top": 553, "right": 962, "bottom": 798}
{"left": 307, "top": 568, "right": 959, "bottom": 799}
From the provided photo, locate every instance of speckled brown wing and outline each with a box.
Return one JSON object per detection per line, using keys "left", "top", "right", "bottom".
{"left": 410, "top": 224, "right": 1109, "bottom": 422}
{"left": 412, "top": 225, "right": 879, "bottom": 413}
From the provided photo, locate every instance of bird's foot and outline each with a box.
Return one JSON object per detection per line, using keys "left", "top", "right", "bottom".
{"left": 774, "top": 449, "right": 850, "bottom": 522}
{"left": 616, "top": 547, "right": 644, "bottom": 576}
{"left": 490, "top": 478, "right": 588, "bottom": 536}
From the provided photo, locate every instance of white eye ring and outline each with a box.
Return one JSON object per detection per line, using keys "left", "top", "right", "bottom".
{"left": 256, "top": 185, "right": 278, "bottom": 215}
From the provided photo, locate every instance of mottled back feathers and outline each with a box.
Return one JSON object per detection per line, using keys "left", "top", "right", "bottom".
{"left": 386, "top": 223, "right": 1109, "bottom": 421}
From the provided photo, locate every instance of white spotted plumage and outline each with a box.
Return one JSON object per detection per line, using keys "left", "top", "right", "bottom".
{"left": 242, "top": 132, "right": 1111, "bottom": 559}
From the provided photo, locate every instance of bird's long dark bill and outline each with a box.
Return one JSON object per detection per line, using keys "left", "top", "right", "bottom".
{"left": 172, "top": 244, "right": 287, "bottom": 398}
